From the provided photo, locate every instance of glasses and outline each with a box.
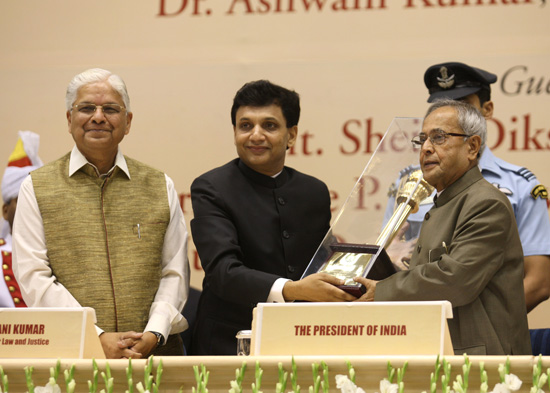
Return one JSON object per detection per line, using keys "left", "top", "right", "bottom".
{"left": 411, "top": 131, "right": 471, "bottom": 148}
{"left": 72, "top": 103, "right": 126, "bottom": 117}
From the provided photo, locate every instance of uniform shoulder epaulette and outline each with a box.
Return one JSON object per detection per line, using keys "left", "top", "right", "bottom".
{"left": 516, "top": 167, "right": 536, "bottom": 182}
{"left": 491, "top": 155, "right": 532, "bottom": 179}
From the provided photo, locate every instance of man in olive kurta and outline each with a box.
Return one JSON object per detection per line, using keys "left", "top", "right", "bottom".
{"left": 12, "top": 68, "right": 189, "bottom": 359}
{"left": 355, "top": 99, "right": 531, "bottom": 355}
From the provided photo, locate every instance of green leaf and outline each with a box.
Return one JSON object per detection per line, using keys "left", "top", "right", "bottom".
{"left": 24, "top": 366, "right": 35, "bottom": 393}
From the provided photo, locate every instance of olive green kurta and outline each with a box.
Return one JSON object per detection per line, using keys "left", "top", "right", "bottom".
{"left": 376, "top": 167, "right": 531, "bottom": 355}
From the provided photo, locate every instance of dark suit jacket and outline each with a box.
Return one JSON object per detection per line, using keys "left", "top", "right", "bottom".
{"left": 376, "top": 167, "right": 531, "bottom": 355}
{"left": 190, "top": 159, "right": 331, "bottom": 355}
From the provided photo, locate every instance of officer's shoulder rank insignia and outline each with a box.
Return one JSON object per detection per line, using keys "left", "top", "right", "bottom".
{"left": 517, "top": 167, "right": 536, "bottom": 182}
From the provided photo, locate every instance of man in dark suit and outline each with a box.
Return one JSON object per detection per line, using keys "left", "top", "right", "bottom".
{"left": 355, "top": 99, "right": 531, "bottom": 355}
{"left": 190, "top": 80, "right": 355, "bottom": 355}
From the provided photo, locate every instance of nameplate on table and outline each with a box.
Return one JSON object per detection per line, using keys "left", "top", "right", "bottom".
{"left": 0, "top": 307, "right": 105, "bottom": 359}
{"left": 251, "top": 301, "right": 453, "bottom": 356}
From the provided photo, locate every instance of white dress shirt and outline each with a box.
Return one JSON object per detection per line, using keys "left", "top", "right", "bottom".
{"left": 12, "top": 147, "right": 190, "bottom": 341}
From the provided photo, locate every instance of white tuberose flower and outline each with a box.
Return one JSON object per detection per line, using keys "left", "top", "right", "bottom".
{"left": 378, "top": 379, "right": 398, "bottom": 393}
{"left": 335, "top": 374, "right": 366, "bottom": 393}
{"left": 490, "top": 373, "right": 522, "bottom": 393}
{"left": 504, "top": 374, "right": 522, "bottom": 391}
{"left": 34, "top": 384, "right": 61, "bottom": 393}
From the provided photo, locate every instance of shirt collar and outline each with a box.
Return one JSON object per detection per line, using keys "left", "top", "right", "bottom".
{"left": 435, "top": 166, "right": 483, "bottom": 207}
{"left": 69, "top": 146, "right": 131, "bottom": 179}
{"left": 237, "top": 159, "right": 289, "bottom": 189}
{"left": 478, "top": 146, "right": 500, "bottom": 176}
{"left": 271, "top": 169, "right": 283, "bottom": 178}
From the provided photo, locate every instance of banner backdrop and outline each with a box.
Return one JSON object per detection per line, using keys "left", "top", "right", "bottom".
{"left": 1, "top": 0, "right": 549, "bottom": 326}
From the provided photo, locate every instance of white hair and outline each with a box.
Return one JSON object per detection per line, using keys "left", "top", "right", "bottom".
{"left": 425, "top": 98, "right": 487, "bottom": 154}
{"left": 65, "top": 68, "right": 131, "bottom": 112}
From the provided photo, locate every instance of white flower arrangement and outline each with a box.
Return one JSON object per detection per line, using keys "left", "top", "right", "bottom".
{"left": 33, "top": 378, "right": 61, "bottom": 393}
{"left": 529, "top": 356, "right": 548, "bottom": 393}
{"left": 335, "top": 359, "right": 405, "bottom": 393}
{"left": 1, "top": 354, "right": 549, "bottom": 393}
{"left": 377, "top": 379, "right": 398, "bottom": 393}
{"left": 489, "top": 359, "right": 522, "bottom": 393}
{"left": 334, "top": 374, "right": 365, "bottom": 393}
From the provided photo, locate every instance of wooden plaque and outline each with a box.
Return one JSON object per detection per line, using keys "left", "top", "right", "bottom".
{"left": 0, "top": 307, "right": 105, "bottom": 359}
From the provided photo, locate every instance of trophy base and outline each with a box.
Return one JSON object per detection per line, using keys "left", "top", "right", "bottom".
{"left": 330, "top": 243, "right": 396, "bottom": 280}
{"left": 329, "top": 243, "right": 397, "bottom": 297}
{"left": 336, "top": 283, "right": 366, "bottom": 297}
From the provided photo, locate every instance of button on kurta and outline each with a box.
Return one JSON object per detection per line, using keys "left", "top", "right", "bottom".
{"left": 2, "top": 264, "right": 8, "bottom": 270}
{"left": 282, "top": 230, "right": 290, "bottom": 239}
{"left": 8, "top": 286, "right": 15, "bottom": 292}
{"left": 278, "top": 197, "right": 286, "bottom": 205}
{"left": 4, "top": 276, "right": 10, "bottom": 281}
